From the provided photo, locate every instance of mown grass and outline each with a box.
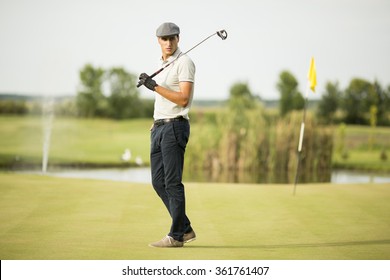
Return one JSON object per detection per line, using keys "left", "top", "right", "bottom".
{"left": 0, "top": 116, "right": 151, "bottom": 167}
{"left": 0, "top": 173, "right": 389, "bottom": 260}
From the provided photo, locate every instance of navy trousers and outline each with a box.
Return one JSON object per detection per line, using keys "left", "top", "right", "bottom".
{"left": 150, "top": 119, "right": 192, "bottom": 242}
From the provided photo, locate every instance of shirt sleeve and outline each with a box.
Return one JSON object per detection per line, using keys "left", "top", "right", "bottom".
{"left": 178, "top": 55, "right": 196, "bottom": 83}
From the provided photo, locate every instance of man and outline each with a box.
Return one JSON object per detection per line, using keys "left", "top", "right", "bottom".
{"left": 138, "top": 22, "right": 196, "bottom": 248}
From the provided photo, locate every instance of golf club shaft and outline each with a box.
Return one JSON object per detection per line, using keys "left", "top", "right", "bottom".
{"left": 137, "top": 30, "right": 227, "bottom": 88}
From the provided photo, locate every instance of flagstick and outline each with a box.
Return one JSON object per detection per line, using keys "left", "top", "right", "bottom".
{"left": 293, "top": 82, "right": 310, "bottom": 195}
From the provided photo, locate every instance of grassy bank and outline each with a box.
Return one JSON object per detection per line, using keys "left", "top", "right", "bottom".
{"left": 0, "top": 173, "right": 389, "bottom": 259}
{"left": 0, "top": 116, "right": 151, "bottom": 168}
{"left": 333, "top": 124, "right": 390, "bottom": 171}
{"left": 0, "top": 115, "right": 389, "bottom": 172}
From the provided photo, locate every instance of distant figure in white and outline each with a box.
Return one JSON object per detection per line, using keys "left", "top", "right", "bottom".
{"left": 135, "top": 156, "right": 143, "bottom": 166}
{"left": 121, "top": 149, "right": 131, "bottom": 162}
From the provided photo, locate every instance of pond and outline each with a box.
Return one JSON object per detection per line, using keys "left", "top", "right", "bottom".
{"left": 17, "top": 167, "right": 390, "bottom": 184}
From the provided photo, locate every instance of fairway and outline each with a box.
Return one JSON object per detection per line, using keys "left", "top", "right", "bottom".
{"left": 0, "top": 173, "right": 389, "bottom": 260}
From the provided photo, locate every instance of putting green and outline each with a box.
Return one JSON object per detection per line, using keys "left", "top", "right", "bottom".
{"left": 0, "top": 173, "right": 389, "bottom": 260}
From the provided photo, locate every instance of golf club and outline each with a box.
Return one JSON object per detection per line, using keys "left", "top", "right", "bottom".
{"left": 137, "top": 29, "right": 228, "bottom": 88}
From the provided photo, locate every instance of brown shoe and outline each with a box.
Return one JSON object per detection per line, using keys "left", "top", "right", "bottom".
{"left": 183, "top": 230, "right": 196, "bottom": 243}
{"left": 149, "top": 235, "right": 183, "bottom": 248}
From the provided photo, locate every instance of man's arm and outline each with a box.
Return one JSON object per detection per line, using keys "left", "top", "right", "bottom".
{"left": 155, "top": 81, "right": 193, "bottom": 108}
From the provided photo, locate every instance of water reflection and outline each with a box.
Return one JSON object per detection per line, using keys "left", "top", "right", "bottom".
{"left": 47, "top": 167, "right": 151, "bottom": 183}
{"left": 189, "top": 169, "right": 390, "bottom": 184}
{"left": 331, "top": 170, "right": 390, "bottom": 184}
{"left": 184, "top": 169, "right": 333, "bottom": 184}
{"left": 21, "top": 167, "right": 390, "bottom": 184}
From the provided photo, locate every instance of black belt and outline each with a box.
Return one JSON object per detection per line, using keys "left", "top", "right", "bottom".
{"left": 154, "top": 116, "right": 187, "bottom": 127}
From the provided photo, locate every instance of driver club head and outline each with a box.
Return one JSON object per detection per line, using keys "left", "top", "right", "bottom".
{"left": 216, "top": 30, "right": 228, "bottom": 40}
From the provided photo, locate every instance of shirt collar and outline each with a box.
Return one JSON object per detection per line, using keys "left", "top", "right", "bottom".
{"left": 161, "top": 48, "right": 182, "bottom": 64}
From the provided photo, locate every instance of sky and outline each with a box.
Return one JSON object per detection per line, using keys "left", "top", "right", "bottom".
{"left": 0, "top": 0, "right": 389, "bottom": 100}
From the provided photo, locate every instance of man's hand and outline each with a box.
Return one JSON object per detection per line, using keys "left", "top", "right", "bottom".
{"left": 138, "top": 73, "right": 158, "bottom": 91}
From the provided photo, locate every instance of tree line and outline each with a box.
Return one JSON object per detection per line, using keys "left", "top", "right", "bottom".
{"left": 1, "top": 64, "right": 389, "bottom": 126}
{"left": 277, "top": 70, "right": 390, "bottom": 126}
{"left": 0, "top": 64, "right": 153, "bottom": 119}
{"left": 75, "top": 64, "right": 153, "bottom": 119}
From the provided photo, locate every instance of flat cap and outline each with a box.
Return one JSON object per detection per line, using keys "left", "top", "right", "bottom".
{"left": 156, "top": 22, "right": 180, "bottom": 37}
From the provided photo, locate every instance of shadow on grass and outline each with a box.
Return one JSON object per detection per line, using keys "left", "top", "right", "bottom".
{"left": 187, "top": 239, "right": 390, "bottom": 249}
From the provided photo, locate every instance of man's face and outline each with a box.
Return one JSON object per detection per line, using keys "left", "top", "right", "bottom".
{"left": 158, "top": 35, "right": 179, "bottom": 59}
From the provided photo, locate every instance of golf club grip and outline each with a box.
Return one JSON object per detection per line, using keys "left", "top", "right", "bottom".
{"left": 136, "top": 68, "right": 164, "bottom": 88}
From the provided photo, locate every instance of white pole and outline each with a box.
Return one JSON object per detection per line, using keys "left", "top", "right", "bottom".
{"left": 297, "top": 81, "right": 310, "bottom": 152}
{"left": 298, "top": 123, "right": 305, "bottom": 152}
{"left": 293, "top": 81, "right": 310, "bottom": 195}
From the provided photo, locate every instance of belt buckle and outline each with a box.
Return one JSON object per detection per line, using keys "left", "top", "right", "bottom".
{"left": 154, "top": 116, "right": 184, "bottom": 127}
{"left": 154, "top": 120, "right": 163, "bottom": 127}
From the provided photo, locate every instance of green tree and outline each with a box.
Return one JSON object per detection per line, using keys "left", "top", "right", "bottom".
{"left": 218, "top": 82, "right": 266, "bottom": 173}
{"left": 342, "top": 78, "right": 375, "bottom": 124}
{"left": 227, "top": 82, "right": 260, "bottom": 134}
{"left": 76, "top": 64, "right": 106, "bottom": 117}
{"left": 373, "top": 81, "right": 390, "bottom": 126}
{"left": 228, "top": 82, "right": 255, "bottom": 111}
{"left": 277, "top": 71, "right": 304, "bottom": 116}
{"left": 107, "top": 67, "right": 141, "bottom": 119}
{"left": 317, "top": 81, "right": 341, "bottom": 124}
{"left": 368, "top": 105, "right": 378, "bottom": 149}
{"left": 0, "top": 100, "right": 28, "bottom": 115}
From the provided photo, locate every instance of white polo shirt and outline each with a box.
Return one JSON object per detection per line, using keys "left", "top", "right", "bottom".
{"left": 153, "top": 48, "right": 195, "bottom": 120}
